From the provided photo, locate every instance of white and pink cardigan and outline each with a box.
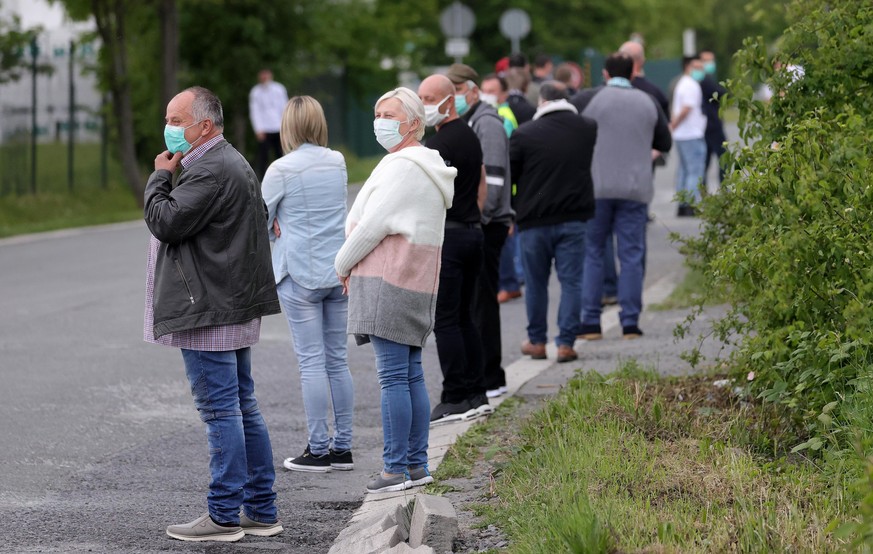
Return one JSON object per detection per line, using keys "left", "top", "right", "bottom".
{"left": 335, "top": 146, "right": 456, "bottom": 348}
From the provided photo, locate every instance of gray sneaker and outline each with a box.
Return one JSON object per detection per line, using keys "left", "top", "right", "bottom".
{"left": 367, "top": 472, "right": 408, "bottom": 493}
{"left": 240, "top": 513, "right": 283, "bottom": 537}
{"left": 165, "top": 513, "right": 244, "bottom": 542}
{"left": 404, "top": 466, "right": 434, "bottom": 488}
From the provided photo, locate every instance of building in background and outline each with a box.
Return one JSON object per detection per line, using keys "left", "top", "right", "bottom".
{"left": 0, "top": 0, "right": 101, "bottom": 144}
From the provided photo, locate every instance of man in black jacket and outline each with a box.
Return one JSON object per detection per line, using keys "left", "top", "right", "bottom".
{"left": 144, "top": 86, "right": 283, "bottom": 542}
{"left": 510, "top": 81, "right": 597, "bottom": 364}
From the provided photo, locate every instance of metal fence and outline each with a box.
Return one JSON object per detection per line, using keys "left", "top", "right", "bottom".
{"left": 0, "top": 33, "right": 105, "bottom": 197}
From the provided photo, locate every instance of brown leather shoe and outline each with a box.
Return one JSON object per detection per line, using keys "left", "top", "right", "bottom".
{"left": 556, "top": 345, "right": 578, "bottom": 363}
{"left": 521, "top": 340, "right": 546, "bottom": 359}
{"left": 497, "top": 290, "right": 523, "bottom": 303}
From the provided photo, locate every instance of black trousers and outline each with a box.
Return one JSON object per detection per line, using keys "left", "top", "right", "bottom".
{"left": 434, "top": 226, "right": 485, "bottom": 404}
{"left": 704, "top": 138, "right": 726, "bottom": 186}
{"left": 256, "top": 132, "right": 283, "bottom": 180}
{"left": 472, "top": 222, "right": 509, "bottom": 390}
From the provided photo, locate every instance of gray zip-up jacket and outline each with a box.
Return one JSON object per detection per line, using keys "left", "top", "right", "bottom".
{"left": 465, "top": 102, "right": 514, "bottom": 225}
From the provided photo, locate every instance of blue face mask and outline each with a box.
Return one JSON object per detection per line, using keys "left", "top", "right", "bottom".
{"left": 454, "top": 94, "right": 469, "bottom": 116}
{"left": 704, "top": 61, "right": 716, "bottom": 75}
{"left": 164, "top": 120, "right": 203, "bottom": 154}
{"left": 690, "top": 69, "right": 706, "bottom": 82}
{"left": 373, "top": 118, "right": 410, "bottom": 151}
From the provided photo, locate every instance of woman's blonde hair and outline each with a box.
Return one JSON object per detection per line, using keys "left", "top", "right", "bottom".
{"left": 374, "top": 87, "right": 425, "bottom": 141}
{"left": 280, "top": 95, "right": 328, "bottom": 153}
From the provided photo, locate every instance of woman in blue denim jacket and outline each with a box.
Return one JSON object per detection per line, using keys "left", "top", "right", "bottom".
{"left": 262, "top": 96, "right": 355, "bottom": 473}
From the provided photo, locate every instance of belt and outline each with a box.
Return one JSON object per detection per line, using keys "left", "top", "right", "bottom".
{"left": 444, "top": 221, "right": 482, "bottom": 230}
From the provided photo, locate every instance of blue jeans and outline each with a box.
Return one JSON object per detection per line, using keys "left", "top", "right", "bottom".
{"left": 603, "top": 233, "right": 618, "bottom": 297}
{"left": 276, "top": 277, "right": 354, "bottom": 455}
{"left": 675, "top": 138, "right": 707, "bottom": 203}
{"left": 181, "top": 348, "right": 277, "bottom": 525}
{"left": 518, "top": 220, "right": 586, "bottom": 347}
{"left": 370, "top": 336, "right": 430, "bottom": 474}
{"left": 581, "top": 199, "right": 648, "bottom": 328}
{"left": 498, "top": 226, "right": 524, "bottom": 292}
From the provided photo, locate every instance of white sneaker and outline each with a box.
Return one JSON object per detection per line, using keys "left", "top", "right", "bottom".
{"left": 485, "top": 386, "right": 508, "bottom": 398}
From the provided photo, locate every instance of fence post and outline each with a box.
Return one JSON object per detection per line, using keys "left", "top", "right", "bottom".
{"left": 30, "top": 37, "right": 38, "bottom": 195}
{"left": 101, "top": 93, "right": 108, "bottom": 189}
{"left": 68, "top": 40, "right": 76, "bottom": 192}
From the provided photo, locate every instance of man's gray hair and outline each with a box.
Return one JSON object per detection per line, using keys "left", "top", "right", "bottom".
{"left": 375, "top": 87, "right": 425, "bottom": 141}
{"left": 538, "top": 81, "right": 569, "bottom": 102}
{"left": 185, "top": 86, "right": 224, "bottom": 129}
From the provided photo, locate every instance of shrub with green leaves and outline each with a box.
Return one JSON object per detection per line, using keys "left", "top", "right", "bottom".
{"left": 682, "top": 0, "right": 873, "bottom": 456}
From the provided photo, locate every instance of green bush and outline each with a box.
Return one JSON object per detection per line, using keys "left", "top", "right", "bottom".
{"left": 682, "top": 0, "right": 873, "bottom": 457}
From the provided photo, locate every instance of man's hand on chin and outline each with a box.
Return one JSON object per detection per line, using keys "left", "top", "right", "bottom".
{"left": 155, "top": 150, "right": 183, "bottom": 173}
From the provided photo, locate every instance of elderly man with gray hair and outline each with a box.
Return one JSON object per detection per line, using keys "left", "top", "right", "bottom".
{"left": 144, "top": 86, "right": 282, "bottom": 542}
{"left": 510, "top": 81, "right": 598, "bottom": 363}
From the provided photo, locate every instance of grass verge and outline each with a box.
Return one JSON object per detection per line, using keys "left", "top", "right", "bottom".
{"left": 0, "top": 144, "right": 382, "bottom": 239}
{"left": 473, "top": 363, "right": 857, "bottom": 552}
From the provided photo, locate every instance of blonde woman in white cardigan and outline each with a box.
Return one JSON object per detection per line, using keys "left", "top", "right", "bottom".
{"left": 335, "top": 88, "right": 456, "bottom": 493}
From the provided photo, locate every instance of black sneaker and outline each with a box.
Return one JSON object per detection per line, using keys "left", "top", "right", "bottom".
{"left": 469, "top": 393, "right": 494, "bottom": 417}
{"left": 329, "top": 448, "right": 354, "bottom": 471}
{"left": 622, "top": 325, "right": 644, "bottom": 339}
{"left": 283, "top": 445, "right": 331, "bottom": 473}
{"left": 429, "top": 399, "right": 478, "bottom": 426}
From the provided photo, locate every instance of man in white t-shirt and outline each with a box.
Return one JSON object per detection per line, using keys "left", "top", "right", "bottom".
{"left": 249, "top": 69, "right": 288, "bottom": 179}
{"left": 670, "top": 56, "right": 708, "bottom": 216}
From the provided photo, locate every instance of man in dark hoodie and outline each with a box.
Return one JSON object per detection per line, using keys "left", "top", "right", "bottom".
{"left": 510, "top": 81, "right": 597, "bottom": 364}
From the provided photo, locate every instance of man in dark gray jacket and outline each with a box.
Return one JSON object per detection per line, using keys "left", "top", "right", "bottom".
{"left": 447, "top": 63, "right": 514, "bottom": 399}
{"left": 578, "top": 53, "right": 672, "bottom": 341}
{"left": 143, "top": 86, "right": 283, "bottom": 542}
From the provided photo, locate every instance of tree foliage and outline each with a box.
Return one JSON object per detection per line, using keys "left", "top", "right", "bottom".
{"left": 0, "top": 7, "right": 40, "bottom": 84}
{"left": 682, "top": 0, "right": 873, "bottom": 456}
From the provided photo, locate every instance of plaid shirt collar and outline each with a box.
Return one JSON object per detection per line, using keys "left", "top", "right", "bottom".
{"left": 181, "top": 134, "right": 224, "bottom": 169}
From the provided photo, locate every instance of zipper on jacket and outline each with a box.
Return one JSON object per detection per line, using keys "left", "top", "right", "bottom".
{"left": 174, "top": 258, "right": 195, "bottom": 304}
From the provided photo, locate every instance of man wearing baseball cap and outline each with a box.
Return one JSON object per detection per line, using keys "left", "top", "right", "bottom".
{"left": 446, "top": 63, "right": 514, "bottom": 401}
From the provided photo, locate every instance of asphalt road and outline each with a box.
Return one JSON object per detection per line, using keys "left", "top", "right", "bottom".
{"left": 0, "top": 143, "right": 713, "bottom": 553}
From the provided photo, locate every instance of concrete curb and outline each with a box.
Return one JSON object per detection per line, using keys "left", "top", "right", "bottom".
{"left": 327, "top": 272, "right": 681, "bottom": 553}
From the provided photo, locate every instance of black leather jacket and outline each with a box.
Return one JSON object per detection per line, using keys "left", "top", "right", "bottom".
{"left": 144, "top": 140, "right": 280, "bottom": 338}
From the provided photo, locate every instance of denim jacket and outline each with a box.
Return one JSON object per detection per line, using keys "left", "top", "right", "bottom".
{"left": 262, "top": 143, "right": 348, "bottom": 290}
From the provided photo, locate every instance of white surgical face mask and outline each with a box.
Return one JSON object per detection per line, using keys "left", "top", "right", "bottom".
{"left": 373, "top": 118, "right": 409, "bottom": 151}
{"left": 423, "top": 95, "right": 451, "bottom": 127}
{"left": 479, "top": 93, "right": 499, "bottom": 108}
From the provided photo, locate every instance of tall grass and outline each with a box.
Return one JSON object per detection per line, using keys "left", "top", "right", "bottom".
{"left": 478, "top": 364, "right": 854, "bottom": 553}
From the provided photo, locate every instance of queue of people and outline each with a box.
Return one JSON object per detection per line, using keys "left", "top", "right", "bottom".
{"left": 144, "top": 42, "right": 725, "bottom": 541}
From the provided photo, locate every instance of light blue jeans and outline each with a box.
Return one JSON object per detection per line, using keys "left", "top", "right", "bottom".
{"left": 370, "top": 335, "right": 430, "bottom": 474}
{"left": 277, "top": 277, "right": 354, "bottom": 456}
{"left": 675, "top": 138, "right": 707, "bottom": 203}
{"left": 181, "top": 348, "right": 278, "bottom": 525}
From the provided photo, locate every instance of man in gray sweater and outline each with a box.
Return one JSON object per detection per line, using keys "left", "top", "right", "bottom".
{"left": 577, "top": 53, "right": 672, "bottom": 340}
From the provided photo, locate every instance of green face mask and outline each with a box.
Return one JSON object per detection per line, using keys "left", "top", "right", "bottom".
{"left": 164, "top": 120, "right": 203, "bottom": 154}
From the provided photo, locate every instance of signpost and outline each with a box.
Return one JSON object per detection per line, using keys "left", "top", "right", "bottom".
{"left": 499, "top": 9, "right": 531, "bottom": 54}
{"left": 439, "top": 2, "right": 475, "bottom": 62}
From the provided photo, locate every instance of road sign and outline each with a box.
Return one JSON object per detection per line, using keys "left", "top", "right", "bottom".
{"left": 499, "top": 9, "right": 531, "bottom": 54}
{"left": 445, "top": 38, "right": 470, "bottom": 60}
{"left": 439, "top": 2, "right": 476, "bottom": 39}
